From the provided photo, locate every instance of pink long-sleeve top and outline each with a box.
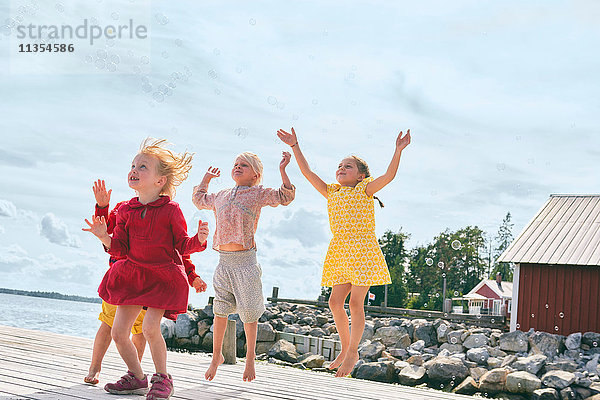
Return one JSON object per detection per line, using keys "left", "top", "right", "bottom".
{"left": 192, "top": 183, "right": 295, "bottom": 250}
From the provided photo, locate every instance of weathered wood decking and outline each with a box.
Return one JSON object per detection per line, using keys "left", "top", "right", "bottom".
{"left": 0, "top": 325, "right": 474, "bottom": 400}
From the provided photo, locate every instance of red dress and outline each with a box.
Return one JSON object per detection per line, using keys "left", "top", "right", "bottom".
{"left": 98, "top": 196, "right": 206, "bottom": 318}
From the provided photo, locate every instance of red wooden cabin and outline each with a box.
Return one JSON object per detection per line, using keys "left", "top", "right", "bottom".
{"left": 498, "top": 195, "right": 600, "bottom": 335}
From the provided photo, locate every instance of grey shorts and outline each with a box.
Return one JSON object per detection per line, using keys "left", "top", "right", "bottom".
{"left": 213, "top": 248, "right": 265, "bottom": 323}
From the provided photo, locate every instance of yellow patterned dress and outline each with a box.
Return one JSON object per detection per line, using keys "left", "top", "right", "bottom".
{"left": 322, "top": 177, "right": 391, "bottom": 287}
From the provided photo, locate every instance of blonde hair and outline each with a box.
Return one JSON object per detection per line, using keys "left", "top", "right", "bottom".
{"left": 349, "top": 155, "right": 384, "bottom": 208}
{"left": 139, "top": 138, "right": 194, "bottom": 199}
{"left": 236, "top": 151, "right": 263, "bottom": 185}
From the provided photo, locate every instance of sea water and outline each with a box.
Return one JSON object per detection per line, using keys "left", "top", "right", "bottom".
{"left": 0, "top": 293, "right": 102, "bottom": 339}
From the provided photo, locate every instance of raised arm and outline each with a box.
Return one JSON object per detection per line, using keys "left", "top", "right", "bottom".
{"left": 279, "top": 151, "right": 292, "bottom": 189}
{"left": 277, "top": 127, "right": 328, "bottom": 198}
{"left": 192, "top": 167, "right": 219, "bottom": 210}
{"left": 365, "top": 129, "right": 411, "bottom": 196}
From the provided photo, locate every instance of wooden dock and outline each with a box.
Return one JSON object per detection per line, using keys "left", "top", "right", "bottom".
{"left": 0, "top": 325, "right": 474, "bottom": 400}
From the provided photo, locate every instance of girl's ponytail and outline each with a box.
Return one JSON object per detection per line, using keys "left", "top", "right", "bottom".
{"left": 351, "top": 155, "right": 384, "bottom": 208}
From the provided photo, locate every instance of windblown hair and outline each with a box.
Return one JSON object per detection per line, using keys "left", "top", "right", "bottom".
{"left": 350, "top": 155, "right": 384, "bottom": 208}
{"left": 139, "top": 138, "right": 194, "bottom": 199}
{"left": 237, "top": 151, "right": 263, "bottom": 185}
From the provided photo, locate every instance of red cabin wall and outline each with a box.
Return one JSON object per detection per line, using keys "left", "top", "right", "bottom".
{"left": 517, "top": 263, "right": 600, "bottom": 335}
{"left": 476, "top": 284, "right": 501, "bottom": 300}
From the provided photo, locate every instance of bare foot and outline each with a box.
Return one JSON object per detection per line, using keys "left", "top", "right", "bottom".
{"left": 335, "top": 351, "right": 359, "bottom": 377}
{"left": 242, "top": 355, "right": 256, "bottom": 382}
{"left": 84, "top": 369, "right": 100, "bottom": 385}
{"left": 205, "top": 353, "right": 224, "bottom": 381}
{"left": 327, "top": 351, "right": 347, "bottom": 370}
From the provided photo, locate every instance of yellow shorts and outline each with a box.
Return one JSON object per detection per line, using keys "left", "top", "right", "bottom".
{"left": 98, "top": 301, "right": 146, "bottom": 335}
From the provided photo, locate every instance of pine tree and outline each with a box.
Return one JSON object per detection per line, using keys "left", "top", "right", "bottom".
{"left": 491, "top": 212, "right": 514, "bottom": 281}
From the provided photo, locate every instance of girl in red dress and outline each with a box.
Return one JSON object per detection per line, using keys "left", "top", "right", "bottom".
{"left": 84, "top": 139, "right": 209, "bottom": 400}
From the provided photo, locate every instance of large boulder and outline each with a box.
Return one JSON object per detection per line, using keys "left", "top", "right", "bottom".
{"left": 565, "top": 332, "right": 581, "bottom": 350}
{"left": 529, "top": 331, "right": 563, "bottom": 359}
{"left": 467, "top": 347, "right": 489, "bottom": 364}
{"left": 447, "top": 329, "right": 465, "bottom": 345}
{"left": 373, "top": 326, "right": 408, "bottom": 347}
{"left": 453, "top": 377, "right": 479, "bottom": 395}
{"left": 361, "top": 322, "right": 375, "bottom": 342}
{"left": 478, "top": 368, "right": 509, "bottom": 394}
{"left": 268, "top": 340, "right": 299, "bottom": 363}
{"left": 540, "top": 370, "right": 575, "bottom": 390}
{"left": 499, "top": 330, "right": 529, "bottom": 353}
{"left": 506, "top": 371, "right": 542, "bottom": 394}
{"left": 175, "top": 313, "right": 194, "bottom": 338}
{"left": 298, "top": 353, "right": 325, "bottom": 369}
{"left": 412, "top": 320, "right": 437, "bottom": 347}
{"left": 359, "top": 341, "right": 385, "bottom": 361}
{"left": 257, "top": 322, "right": 276, "bottom": 342}
{"left": 463, "top": 333, "right": 488, "bottom": 349}
{"left": 201, "top": 332, "right": 213, "bottom": 351}
{"left": 161, "top": 319, "right": 175, "bottom": 340}
{"left": 532, "top": 388, "right": 559, "bottom": 400}
{"left": 512, "top": 354, "right": 547, "bottom": 375}
{"left": 197, "top": 319, "right": 211, "bottom": 337}
{"left": 353, "top": 362, "right": 396, "bottom": 383}
{"left": 424, "top": 357, "right": 469, "bottom": 383}
{"left": 397, "top": 365, "right": 426, "bottom": 386}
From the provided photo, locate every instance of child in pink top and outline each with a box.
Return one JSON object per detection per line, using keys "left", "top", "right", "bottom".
{"left": 192, "top": 151, "right": 295, "bottom": 382}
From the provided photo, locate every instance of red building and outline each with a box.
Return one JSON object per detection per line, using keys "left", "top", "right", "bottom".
{"left": 498, "top": 195, "right": 600, "bottom": 335}
{"left": 462, "top": 274, "right": 513, "bottom": 317}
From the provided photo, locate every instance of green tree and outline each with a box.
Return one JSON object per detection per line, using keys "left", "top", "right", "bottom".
{"left": 491, "top": 212, "right": 514, "bottom": 281}
{"left": 373, "top": 229, "right": 410, "bottom": 307}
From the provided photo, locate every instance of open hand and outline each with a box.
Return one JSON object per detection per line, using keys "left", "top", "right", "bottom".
{"left": 197, "top": 220, "right": 209, "bottom": 243}
{"left": 82, "top": 215, "right": 108, "bottom": 239}
{"left": 280, "top": 151, "right": 291, "bottom": 170}
{"left": 92, "top": 180, "right": 112, "bottom": 208}
{"left": 192, "top": 277, "right": 207, "bottom": 293}
{"left": 277, "top": 127, "right": 298, "bottom": 147}
{"left": 396, "top": 129, "right": 411, "bottom": 150}
{"left": 204, "top": 166, "right": 220, "bottom": 180}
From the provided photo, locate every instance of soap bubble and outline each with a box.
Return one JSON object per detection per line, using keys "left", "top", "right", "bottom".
{"left": 153, "top": 92, "right": 164, "bottom": 103}
{"left": 425, "top": 258, "right": 433, "bottom": 266}
{"left": 454, "top": 291, "right": 459, "bottom": 296}
{"left": 451, "top": 240, "right": 461, "bottom": 250}
{"left": 249, "top": 18, "right": 256, "bottom": 25}
{"left": 438, "top": 261, "right": 444, "bottom": 268}
{"left": 155, "top": 13, "right": 169, "bottom": 25}
{"left": 267, "top": 96, "right": 277, "bottom": 105}
{"left": 559, "top": 312, "right": 564, "bottom": 318}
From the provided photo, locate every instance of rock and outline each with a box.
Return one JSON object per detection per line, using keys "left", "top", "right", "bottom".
{"left": 529, "top": 331, "right": 563, "bottom": 359}
{"left": 573, "top": 387, "right": 593, "bottom": 399}
{"left": 197, "top": 319, "right": 211, "bottom": 337}
{"left": 540, "top": 370, "right": 576, "bottom": 390}
{"left": 470, "top": 367, "right": 488, "bottom": 382}
{"left": 393, "top": 360, "right": 409, "bottom": 372}
{"left": 388, "top": 348, "right": 408, "bottom": 358}
{"left": 545, "top": 360, "right": 578, "bottom": 373}
{"left": 463, "top": 333, "right": 489, "bottom": 349}
{"left": 281, "top": 312, "right": 296, "bottom": 324}
{"left": 397, "top": 364, "right": 426, "bottom": 386}
{"left": 407, "top": 355, "right": 423, "bottom": 366}
{"left": 268, "top": 340, "right": 299, "bottom": 363}
{"left": 361, "top": 322, "right": 375, "bottom": 342}
{"left": 583, "top": 332, "right": 600, "bottom": 348}
{"left": 587, "top": 354, "right": 600, "bottom": 374}
{"left": 413, "top": 320, "right": 437, "bottom": 347}
{"left": 532, "top": 388, "right": 559, "bottom": 400}
{"left": 308, "top": 327, "right": 327, "bottom": 337}
{"left": 353, "top": 362, "right": 396, "bottom": 383}
{"left": 447, "top": 330, "right": 465, "bottom": 345}
{"left": 493, "top": 394, "right": 528, "bottom": 400}
{"left": 201, "top": 304, "right": 214, "bottom": 318}
{"left": 559, "top": 387, "right": 576, "bottom": 400}
{"left": 255, "top": 341, "right": 275, "bottom": 355}
{"left": 174, "top": 313, "right": 194, "bottom": 338}
{"left": 297, "top": 325, "right": 311, "bottom": 335}
{"left": 315, "top": 314, "right": 329, "bottom": 325}
{"left": 439, "top": 343, "right": 465, "bottom": 354}
{"left": 201, "top": 332, "right": 213, "bottom": 351}
{"left": 506, "top": 371, "right": 542, "bottom": 394}
{"left": 191, "top": 334, "right": 201, "bottom": 346}
{"left": 373, "top": 326, "right": 408, "bottom": 347}
{"left": 269, "top": 318, "right": 286, "bottom": 331}
{"left": 359, "top": 341, "right": 385, "bottom": 361}
{"left": 298, "top": 353, "right": 325, "bottom": 369}
{"left": 409, "top": 340, "right": 425, "bottom": 352}
{"left": 512, "top": 354, "right": 548, "bottom": 375}
{"left": 453, "top": 376, "right": 479, "bottom": 395}
{"left": 257, "top": 322, "right": 276, "bottom": 342}
{"left": 501, "top": 354, "right": 518, "bottom": 367}
{"left": 467, "top": 347, "right": 490, "bottom": 364}
{"left": 500, "top": 330, "right": 529, "bottom": 353}
{"left": 565, "top": 332, "right": 581, "bottom": 350}
{"left": 424, "top": 356, "right": 469, "bottom": 383}
{"left": 478, "top": 368, "right": 509, "bottom": 394}
{"left": 437, "top": 323, "right": 450, "bottom": 342}
{"left": 487, "top": 357, "right": 503, "bottom": 369}
{"left": 161, "top": 319, "right": 175, "bottom": 340}
{"left": 585, "top": 394, "right": 600, "bottom": 400}
{"left": 489, "top": 347, "right": 508, "bottom": 358}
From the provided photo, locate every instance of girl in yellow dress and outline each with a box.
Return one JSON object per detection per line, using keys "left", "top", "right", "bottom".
{"left": 277, "top": 127, "right": 411, "bottom": 377}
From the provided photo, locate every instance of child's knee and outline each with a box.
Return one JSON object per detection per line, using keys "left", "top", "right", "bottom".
{"left": 141, "top": 324, "right": 161, "bottom": 340}
{"left": 111, "top": 326, "right": 129, "bottom": 343}
{"left": 329, "top": 296, "right": 344, "bottom": 309}
{"left": 349, "top": 296, "right": 365, "bottom": 311}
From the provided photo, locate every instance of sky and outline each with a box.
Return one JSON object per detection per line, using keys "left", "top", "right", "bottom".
{"left": 0, "top": 1, "right": 599, "bottom": 306}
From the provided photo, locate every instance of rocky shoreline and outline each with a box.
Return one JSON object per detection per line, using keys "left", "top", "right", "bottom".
{"left": 161, "top": 302, "right": 600, "bottom": 400}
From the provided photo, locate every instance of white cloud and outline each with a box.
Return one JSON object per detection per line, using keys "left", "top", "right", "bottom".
{"left": 0, "top": 199, "right": 17, "bottom": 218}
{"left": 39, "top": 213, "right": 82, "bottom": 248}
{"left": 0, "top": 244, "right": 37, "bottom": 273}
{"left": 267, "top": 208, "right": 328, "bottom": 247}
